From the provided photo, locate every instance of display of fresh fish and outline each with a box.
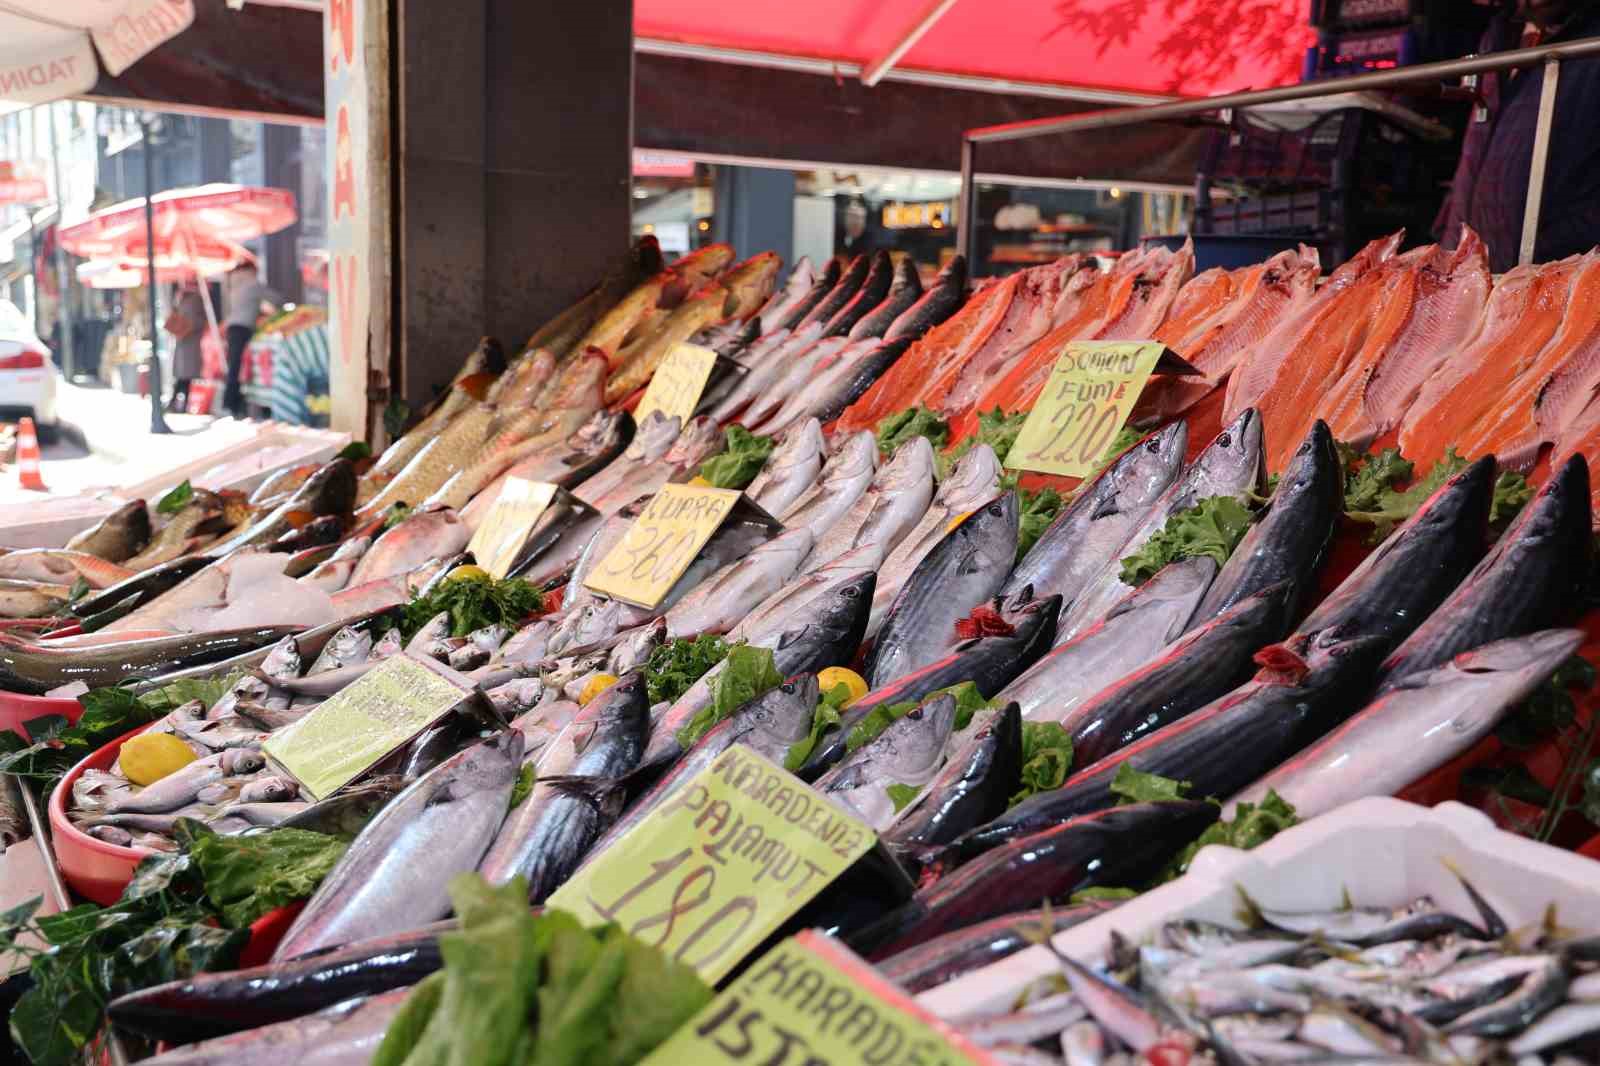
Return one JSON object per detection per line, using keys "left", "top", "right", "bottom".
{"left": 606, "top": 284, "right": 730, "bottom": 404}
{"left": 1056, "top": 408, "right": 1263, "bottom": 643}
{"left": 271, "top": 730, "right": 523, "bottom": 960}
{"left": 865, "top": 492, "right": 1018, "bottom": 689}
{"left": 366, "top": 337, "right": 503, "bottom": 484}
{"left": 819, "top": 250, "right": 894, "bottom": 337}
{"left": 0, "top": 625, "right": 299, "bottom": 695}
{"left": 1192, "top": 419, "right": 1341, "bottom": 628}
{"left": 0, "top": 549, "right": 135, "bottom": 589}
{"left": 747, "top": 418, "right": 826, "bottom": 519}
{"left": 805, "top": 435, "right": 935, "bottom": 574}
{"left": 0, "top": 578, "right": 71, "bottom": 618}
{"left": 478, "top": 673, "right": 648, "bottom": 899}
{"left": 1231, "top": 629, "right": 1583, "bottom": 821}
{"left": 1003, "top": 421, "right": 1186, "bottom": 611}
{"left": 816, "top": 691, "right": 959, "bottom": 831}
{"left": 663, "top": 526, "right": 814, "bottom": 637}
{"left": 105, "top": 550, "right": 338, "bottom": 635}
{"left": 65, "top": 499, "right": 152, "bottom": 563}
{"left": 358, "top": 403, "right": 499, "bottom": 518}
{"left": 122, "top": 491, "right": 230, "bottom": 571}
{"left": 1063, "top": 580, "right": 1294, "bottom": 768}
{"left": 775, "top": 256, "right": 841, "bottom": 331}
{"left": 781, "top": 431, "right": 879, "bottom": 539}
{"left": 876, "top": 902, "right": 1119, "bottom": 995}
{"left": 1377, "top": 454, "right": 1590, "bottom": 692}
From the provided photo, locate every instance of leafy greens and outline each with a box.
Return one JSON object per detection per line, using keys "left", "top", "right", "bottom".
{"left": 696, "top": 426, "right": 775, "bottom": 490}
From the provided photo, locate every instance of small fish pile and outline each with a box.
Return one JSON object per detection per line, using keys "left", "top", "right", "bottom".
{"left": 945, "top": 878, "right": 1600, "bottom": 1066}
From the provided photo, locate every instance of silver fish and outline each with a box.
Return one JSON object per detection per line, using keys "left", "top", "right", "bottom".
{"left": 1057, "top": 408, "right": 1263, "bottom": 642}
{"left": 306, "top": 626, "right": 373, "bottom": 676}
{"left": 508, "top": 699, "right": 583, "bottom": 764}
{"left": 1003, "top": 421, "right": 1187, "bottom": 610}
{"left": 132, "top": 987, "right": 408, "bottom": 1066}
{"left": 709, "top": 325, "right": 819, "bottom": 423}
{"left": 108, "top": 748, "right": 265, "bottom": 815}
{"left": 997, "top": 557, "right": 1215, "bottom": 720}
{"left": 816, "top": 692, "right": 958, "bottom": 831}
{"left": 748, "top": 418, "right": 826, "bottom": 519}
{"left": 865, "top": 492, "right": 1019, "bottom": 689}
{"left": 739, "top": 336, "right": 855, "bottom": 430}
{"left": 348, "top": 508, "right": 471, "bottom": 587}
{"left": 300, "top": 536, "right": 371, "bottom": 594}
{"left": 804, "top": 435, "right": 935, "bottom": 575}
{"left": 664, "top": 527, "right": 815, "bottom": 637}
{"left": 781, "top": 430, "right": 879, "bottom": 539}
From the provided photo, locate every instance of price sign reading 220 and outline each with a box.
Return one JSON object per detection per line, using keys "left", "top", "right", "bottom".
{"left": 581, "top": 483, "right": 742, "bottom": 608}
{"left": 1004, "top": 341, "right": 1165, "bottom": 478}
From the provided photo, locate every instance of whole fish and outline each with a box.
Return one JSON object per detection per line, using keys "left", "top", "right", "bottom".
{"left": 0, "top": 549, "right": 135, "bottom": 589}
{"left": 300, "top": 536, "right": 370, "bottom": 593}
{"left": 1191, "top": 419, "right": 1342, "bottom": 628}
{"left": 588, "top": 415, "right": 720, "bottom": 514}
{"left": 490, "top": 348, "right": 557, "bottom": 410}
{"left": 1294, "top": 456, "right": 1493, "bottom": 653}
{"left": 248, "top": 463, "right": 316, "bottom": 507}
{"left": 1057, "top": 408, "right": 1264, "bottom": 642}
{"left": 270, "top": 730, "right": 523, "bottom": 960}
{"left": 865, "top": 492, "right": 1019, "bottom": 689}
{"left": 936, "top": 628, "right": 1387, "bottom": 868}
{"left": 1376, "top": 453, "right": 1589, "bottom": 693}
{"left": 775, "top": 256, "right": 841, "bottom": 330}
{"left": 110, "top": 925, "right": 450, "bottom": 1043}
{"left": 478, "top": 673, "right": 649, "bottom": 900}
{"left": 130, "top": 987, "right": 408, "bottom": 1066}
{"left": 519, "top": 237, "right": 663, "bottom": 365}
{"left": 738, "top": 335, "right": 856, "bottom": 430}
{"left": 849, "top": 256, "right": 924, "bottom": 340}
{"left": 606, "top": 285, "right": 730, "bottom": 404}
{"left": 884, "top": 702, "right": 1022, "bottom": 852}
{"left": 781, "top": 431, "right": 880, "bottom": 540}
{"left": 663, "top": 526, "right": 815, "bottom": 637}
{"left": 870, "top": 443, "right": 1005, "bottom": 636}
{"left": 208, "top": 800, "right": 311, "bottom": 832}
{"left": 705, "top": 257, "right": 814, "bottom": 353}
{"left": 708, "top": 326, "right": 816, "bottom": 422}
{"left": 207, "top": 458, "right": 359, "bottom": 557}
{"left": 875, "top": 901, "right": 1119, "bottom": 995}
{"left": 0, "top": 625, "right": 299, "bottom": 695}
{"left": 305, "top": 626, "right": 373, "bottom": 676}
{"left": 65, "top": 498, "right": 151, "bottom": 562}
{"left": 367, "top": 337, "right": 503, "bottom": 483}
{"left": 107, "top": 747, "right": 267, "bottom": 815}
{"left": 798, "top": 253, "right": 871, "bottom": 331}
{"left": 848, "top": 801, "right": 1219, "bottom": 960}
{"left": 278, "top": 775, "right": 405, "bottom": 838}
{"left": 820, "top": 250, "right": 895, "bottom": 337}
{"left": 70, "top": 555, "right": 213, "bottom": 621}
{"left": 760, "top": 337, "right": 900, "bottom": 436}
{"left": 1231, "top": 628, "right": 1584, "bottom": 820}
{"left": 804, "top": 436, "right": 935, "bottom": 574}
{"left": 546, "top": 502, "right": 645, "bottom": 618}
{"left": 815, "top": 691, "right": 959, "bottom": 831}
{"left": 797, "top": 591, "right": 1059, "bottom": 781}
{"left": 1003, "top": 421, "right": 1187, "bottom": 611}
{"left": 0, "top": 579, "right": 70, "bottom": 618}
{"left": 585, "top": 674, "right": 819, "bottom": 864}
{"left": 508, "top": 699, "right": 583, "bottom": 766}
{"left": 347, "top": 508, "right": 470, "bottom": 587}
{"left": 459, "top": 409, "right": 632, "bottom": 532}
{"left": 643, "top": 571, "right": 875, "bottom": 770}
{"left": 122, "top": 492, "right": 229, "bottom": 571}
{"left": 499, "top": 491, "right": 602, "bottom": 587}
{"left": 1064, "top": 581, "right": 1296, "bottom": 768}
{"left": 747, "top": 418, "right": 826, "bottom": 520}
{"left": 729, "top": 543, "right": 877, "bottom": 644}
{"left": 358, "top": 403, "right": 499, "bottom": 518}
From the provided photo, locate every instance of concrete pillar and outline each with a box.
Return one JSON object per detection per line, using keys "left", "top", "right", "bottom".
{"left": 712, "top": 165, "right": 796, "bottom": 264}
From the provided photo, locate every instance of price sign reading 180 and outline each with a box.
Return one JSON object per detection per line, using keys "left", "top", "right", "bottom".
{"left": 1004, "top": 341, "right": 1165, "bottom": 478}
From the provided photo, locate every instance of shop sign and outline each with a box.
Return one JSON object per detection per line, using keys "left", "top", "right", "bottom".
{"left": 634, "top": 343, "right": 720, "bottom": 427}
{"left": 1005, "top": 340, "right": 1165, "bottom": 477}
{"left": 582, "top": 483, "right": 743, "bottom": 608}
{"left": 633, "top": 150, "right": 696, "bottom": 178}
{"left": 548, "top": 746, "right": 876, "bottom": 985}
{"left": 639, "top": 930, "right": 995, "bottom": 1065}
{"left": 882, "top": 201, "right": 954, "bottom": 229}
{"left": 467, "top": 477, "right": 559, "bottom": 579}
{"left": 264, "top": 653, "right": 473, "bottom": 799}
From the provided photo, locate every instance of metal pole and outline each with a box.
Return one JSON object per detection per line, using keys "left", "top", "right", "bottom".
{"left": 964, "top": 34, "right": 1600, "bottom": 144}
{"left": 47, "top": 102, "right": 74, "bottom": 381}
{"left": 860, "top": 0, "right": 962, "bottom": 87}
{"left": 957, "top": 137, "right": 978, "bottom": 270}
{"left": 1520, "top": 57, "right": 1561, "bottom": 267}
{"left": 140, "top": 115, "right": 171, "bottom": 435}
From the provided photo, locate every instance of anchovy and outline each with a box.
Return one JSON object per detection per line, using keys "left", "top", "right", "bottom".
{"left": 1191, "top": 419, "right": 1342, "bottom": 629}
{"left": 866, "top": 492, "right": 1019, "bottom": 689}
{"left": 478, "top": 673, "right": 649, "bottom": 900}
{"left": 1057, "top": 408, "right": 1264, "bottom": 642}
{"left": 1005, "top": 421, "right": 1187, "bottom": 610}
{"left": 1377, "top": 453, "right": 1590, "bottom": 692}
{"left": 271, "top": 730, "right": 523, "bottom": 961}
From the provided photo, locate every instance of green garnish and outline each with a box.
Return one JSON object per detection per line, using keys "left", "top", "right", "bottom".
{"left": 696, "top": 426, "right": 775, "bottom": 490}
{"left": 509, "top": 764, "right": 536, "bottom": 809}
{"left": 1341, "top": 444, "right": 1413, "bottom": 513}
{"left": 675, "top": 644, "right": 783, "bottom": 749}
{"left": 886, "top": 783, "right": 923, "bottom": 812}
{"left": 1016, "top": 486, "right": 1065, "bottom": 564}
{"left": 1118, "top": 495, "right": 1253, "bottom": 586}
{"left": 155, "top": 479, "right": 194, "bottom": 515}
{"left": 939, "top": 407, "right": 1028, "bottom": 479}
{"left": 1109, "top": 764, "right": 1192, "bottom": 804}
{"left": 1011, "top": 722, "right": 1074, "bottom": 806}
{"left": 400, "top": 575, "right": 542, "bottom": 640}
{"left": 641, "top": 634, "right": 731, "bottom": 706}
{"left": 875, "top": 406, "right": 949, "bottom": 458}
{"left": 382, "top": 502, "right": 414, "bottom": 530}
{"left": 1156, "top": 790, "right": 1299, "bottom": 884}
{"left": 336, "top": 440, "right": 374, "bottom": 462}
{"left": 784, "top": 682, "right": 852, "bottom": 770}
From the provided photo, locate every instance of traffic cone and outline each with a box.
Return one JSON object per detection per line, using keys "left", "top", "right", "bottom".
{"left": 15, "top": 417, "right": 45, "bottom": 492}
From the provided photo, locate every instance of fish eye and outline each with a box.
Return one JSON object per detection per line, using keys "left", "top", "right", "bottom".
{"left": 781, "top": 682, "right": 796, "bottom": 693}
{"left": 1218, "top": 433, "right": 1232, "bottom": 447}
{"left": 988, "top": 503, "right": 1002, "bottom": 515}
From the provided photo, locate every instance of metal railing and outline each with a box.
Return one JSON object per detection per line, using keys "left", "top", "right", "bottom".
{"left": 955, "top": 35, "right": 1600, "bottom": 269}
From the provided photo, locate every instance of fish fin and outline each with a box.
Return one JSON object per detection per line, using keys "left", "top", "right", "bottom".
{"left": 1252, "top": 642, "right": 1309, "bottom": 684}
{"left": 1233, "top": 885, "right": 1267, "bottom": 930}
{"left": 1089, "top": 498, "right": 1122, "bottom": 521}
{"left": 541, "top": 774, "right": 630, "bottom": 818}
{"left": 455, "top": 372, "right": 498, "bottom": 402}
{"left": 1441, "top": 858, "right": 1507, "bottom": 939}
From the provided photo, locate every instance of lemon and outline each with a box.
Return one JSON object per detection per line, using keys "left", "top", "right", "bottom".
{"left": 579, "top": 673, "right": 620, "bottom": 705}
{"left": 946, "top": 510, "right": 973, "bottom": 534}
{"left": 687, "top": 476, "right": 712, "bottom": 487}
{"left": 446, "top": 564, "right": 492, "bottom": 584}
{"left": 817, "top": 667, "right": 868, "bottom": 708}
{"left": 120, "top": 733, "right": 198, "bottom": 787}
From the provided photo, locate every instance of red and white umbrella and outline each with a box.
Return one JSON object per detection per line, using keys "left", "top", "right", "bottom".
{"left": 0, "top": 0, "right": 196, "bottom": 106}
{"left": 58, "top": 184, "right": 297, "bottom": 260}
{"left": 74, "top": 239, "right": 250, "bottom": 289}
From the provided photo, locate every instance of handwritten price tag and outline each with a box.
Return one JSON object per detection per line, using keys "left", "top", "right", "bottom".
{"left": 1005, "top": 340, "right": 1165, "bottom": 478}
{"left": 466, "top": 478, "right": 559, "bottom": 578}
{"left": 548, "top": 746, "right": 876, "bottom": 984}
{"left": 263, "top": 654, "right": 473, "bottom": 799}
{"left": 636, "top": 342, "right": 721, "bottom": 426}
{"left": 640, "top": 931, "right": 995, "bottom": 1065}
{"left": 582, "top": 482, "right": 742, "bottom": 608}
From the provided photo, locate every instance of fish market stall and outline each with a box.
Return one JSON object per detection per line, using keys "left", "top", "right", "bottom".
{"left": 4, "top": 214, "right": 1600, "bottom": 1066}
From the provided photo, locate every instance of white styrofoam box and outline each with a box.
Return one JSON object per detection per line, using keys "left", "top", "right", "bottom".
{"left": 915, "top": 798, "right": 1600, "bottom": 1021}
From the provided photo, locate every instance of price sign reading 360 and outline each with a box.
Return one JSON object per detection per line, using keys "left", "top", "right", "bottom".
{"left": 582, "top": 483, "right": 741, "bottom": 608}
{"left": 1004, "top": 341, "right": 1165, "bottom": 478}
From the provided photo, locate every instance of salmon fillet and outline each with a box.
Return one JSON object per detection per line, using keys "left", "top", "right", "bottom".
{"left": 930, "top": 258, "right": 1079, "bottom": 414}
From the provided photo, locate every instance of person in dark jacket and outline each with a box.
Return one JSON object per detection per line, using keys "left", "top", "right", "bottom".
{"left": 1436, "top": 0, "right": 1600, "bottom": 271}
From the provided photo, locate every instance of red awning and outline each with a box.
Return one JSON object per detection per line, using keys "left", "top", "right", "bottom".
{"left": 635, "top": 0, "right": 1315, "bottom": 98}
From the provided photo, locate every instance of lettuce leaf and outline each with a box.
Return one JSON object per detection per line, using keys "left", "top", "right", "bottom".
{"left": 1341, "top": 444, "right": 1413, "bottom": 512}
{"left": 1118, "top": 495, "right": 1253, "bottom": 586}
{"left": 696, "top": 426, "right": 775, "bottom": 490}
{"left": 642, "top": 634, "right": 730, "bottom": 706}
{"left": 875, "top": 407, "right": 949, "bottom": 457}
{"left": 675, "top": 643, "right": 783, "bottom": 749}
{"left": 1156, "top": 790, "right": 1299, "bottom": 884}
{"left": 178, "top": 821, "right": 351, "bottom": 929}
{"left": 939, "top": 407, "right": 1027, "bottom": 479}
{"left": 1010, "top": 722, "right": 1073, "bottom": 806}
{"left": 1346, "top": 447, "right": 1466, "bottom": 542}
{"left": 1109, "top": 763, "right": 1192, "bottom": 805}
{"left": 1017, "top": 486, "right": 1064, "bottom": 563}
{"left": 784, "top": 682, "right": 851, "bottom": 770}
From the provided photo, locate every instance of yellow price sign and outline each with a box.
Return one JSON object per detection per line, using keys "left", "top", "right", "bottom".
{"left": 1005, "top": 340, "right": 1165, "bottom": 477}
{"left": 582, "top": 482, "right": 742, "bottom": 608}
{"left": 639, "top": 931, "right": 996, "bottom": 1065}
{"left": 636, "top": 342, "right": 720, "bottom": 426}
{"left": 547, "top": 745, "right": 875, "bottom": 984}
{"left": 466, "top": 478, "right": 559, "bottom": 578}
{"left": 263, "top": 654, "right": 473, "bottom": 799}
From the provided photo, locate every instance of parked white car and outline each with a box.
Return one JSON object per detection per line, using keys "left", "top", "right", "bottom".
{"left": 0, "top": 298, "right": 60, "bottom": 442}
